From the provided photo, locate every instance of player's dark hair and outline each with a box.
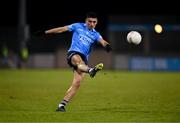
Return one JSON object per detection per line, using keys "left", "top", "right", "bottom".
{"left": 86, "top": 12, "right": 98, "bottom": 18}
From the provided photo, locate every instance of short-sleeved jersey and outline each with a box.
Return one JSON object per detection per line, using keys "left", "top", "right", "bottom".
{"left": 68, "top": 23, "right": 102, "bottom": 61}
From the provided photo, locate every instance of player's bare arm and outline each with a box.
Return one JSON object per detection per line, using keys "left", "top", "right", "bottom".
{"left": 45, "top": 26, "right": 69, "bottom": 34}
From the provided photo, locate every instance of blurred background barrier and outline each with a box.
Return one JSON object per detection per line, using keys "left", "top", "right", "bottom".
{"left": 1, "top": 21, "right": 180, "bottom": 71}
{"left": 129, "top": 56, "right": 180, "bottom": 71}
{"left": 0, "top": 0, "right": 180, "bottom": 71}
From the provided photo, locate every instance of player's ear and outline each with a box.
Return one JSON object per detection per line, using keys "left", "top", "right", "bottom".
{"left": 85, "top": 18, "right": 88, "bottom": 23}
{"left": 95, "top": 19, "right": 98, "bottom": 24}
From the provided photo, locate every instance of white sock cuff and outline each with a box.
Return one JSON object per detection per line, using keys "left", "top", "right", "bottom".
{"left": 59, "top": 104, "right": 64, "bottom": 108}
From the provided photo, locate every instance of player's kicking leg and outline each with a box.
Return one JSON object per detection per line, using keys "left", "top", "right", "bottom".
{"left": 77, "top": 62, "right": 104, "bottom": 78}
{"left": 67, "top": 53, "right": 104, "bottom": 78}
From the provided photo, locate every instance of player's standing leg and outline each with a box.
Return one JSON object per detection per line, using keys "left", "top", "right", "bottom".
{"left": 56, "top": 70, "right": 85, "bottom": 112}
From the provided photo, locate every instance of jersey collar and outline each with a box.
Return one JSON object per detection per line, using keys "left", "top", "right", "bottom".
{"left": 84, "top": 23, "right": 95, "bottom": 32}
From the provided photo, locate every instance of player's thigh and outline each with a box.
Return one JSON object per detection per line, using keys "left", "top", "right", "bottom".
{"left": 71, "top": 54, "right": 84, "bottom": 65}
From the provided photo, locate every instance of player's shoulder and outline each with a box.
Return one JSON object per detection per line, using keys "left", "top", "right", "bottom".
{"left": 93, "top": 29, "right": 102, "bottom": 39}
{"left": 93, "top": 29, "right": 99, "bottom": 33}
{"left": 68, "top": 22, "right": 83, "bottom": 30}
{"left": 72, "top": 22, "right": 84, "bottom": 27}
{"left": 92, "top": 28, "right": 100, "bottom": 35}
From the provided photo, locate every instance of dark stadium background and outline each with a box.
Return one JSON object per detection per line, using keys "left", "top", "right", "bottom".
{"left": 0, "top": 0, "right": 180, "bottom": 69}
{"left": 1, "top": 1, "right": 179, "bottom": 43}
{"left": 1, "top": 0, "right": 179, "bottom": 27}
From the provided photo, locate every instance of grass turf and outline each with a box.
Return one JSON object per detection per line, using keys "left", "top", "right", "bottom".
{"left": 0, "top": 69, "right": 180, "bottom": 122}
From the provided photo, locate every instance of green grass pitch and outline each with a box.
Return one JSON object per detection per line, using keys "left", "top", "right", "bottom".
{"left": 0, "top": 69, "right": 180, "bottom": 122}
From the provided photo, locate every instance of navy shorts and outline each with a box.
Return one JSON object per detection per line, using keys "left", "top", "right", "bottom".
{"left": 67, "top": 51, "right": 88, "bottom": 70}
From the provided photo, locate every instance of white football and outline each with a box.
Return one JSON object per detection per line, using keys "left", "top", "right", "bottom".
{"left": 127, "top": 31, "right": 142, "bottom": 45}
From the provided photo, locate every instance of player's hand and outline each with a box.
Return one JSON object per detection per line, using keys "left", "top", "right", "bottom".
{"left": 104, "top": 44, "right": 112, "bottom": 53}
{"left": 34, "top": 30, "right": 46, "bottom": 36}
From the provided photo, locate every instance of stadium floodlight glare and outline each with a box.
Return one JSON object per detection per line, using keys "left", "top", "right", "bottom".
{"left": 154, "top": 24, "right": 163, "bottom": 33}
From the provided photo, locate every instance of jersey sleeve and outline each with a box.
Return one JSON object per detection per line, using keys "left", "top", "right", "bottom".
{"left": 68, "top": 23, "right": 79, "bottom": 32}
{"left": 96, "top": 32, "right": 103, "bottom": 42}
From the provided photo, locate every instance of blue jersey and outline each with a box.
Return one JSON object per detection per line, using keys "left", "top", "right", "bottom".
{"left": 68, "top": 23, "right": 102, "bottom": 61}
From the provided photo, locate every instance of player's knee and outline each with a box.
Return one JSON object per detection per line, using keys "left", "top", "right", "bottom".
{"left": 71, "top": 55, "right": 82, "bottom": 64}
{"left": 77, "top": 64, "right": 84, "bottom": 69}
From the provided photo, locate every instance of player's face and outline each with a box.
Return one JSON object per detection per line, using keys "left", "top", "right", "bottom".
{"left": 86, "top": 18, "right": 98, "bottom": 30}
